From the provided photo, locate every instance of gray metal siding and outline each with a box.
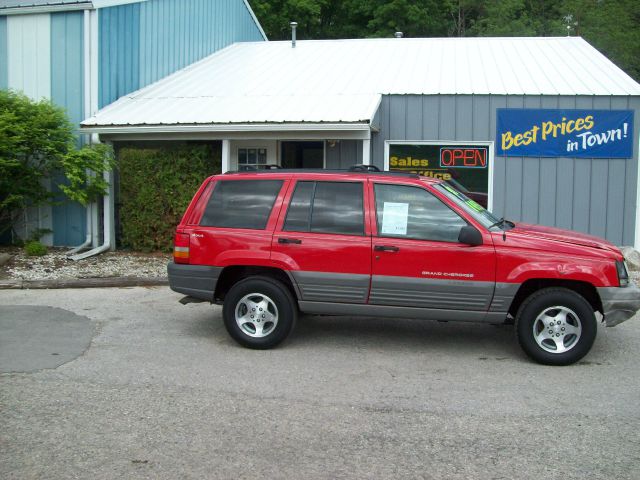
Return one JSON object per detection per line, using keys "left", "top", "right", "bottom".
{"left": 374, "top": 94, "right": 640, "bottom": 246}
{"left": 325, "top": 140, "right": 362, "bottom": 169}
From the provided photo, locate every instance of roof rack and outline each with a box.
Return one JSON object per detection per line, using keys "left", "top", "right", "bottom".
{"left": 225, "top": 164, "right": 420, "bottom": 179}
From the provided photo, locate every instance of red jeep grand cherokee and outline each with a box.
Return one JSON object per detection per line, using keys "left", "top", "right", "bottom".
{"left": 168, "top": 167, "right": 640, "bottom": 365}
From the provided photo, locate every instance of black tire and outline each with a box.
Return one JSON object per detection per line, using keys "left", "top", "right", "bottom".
{"left": 223, "top": 276, "right": 297, "bottom": 349}
{"left": 515, "top": 287, "right": 597, "bottom": 366}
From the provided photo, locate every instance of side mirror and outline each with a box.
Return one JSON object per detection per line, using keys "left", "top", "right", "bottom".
{"left": 458, "top": 225, "right": 483, "bottom": 246}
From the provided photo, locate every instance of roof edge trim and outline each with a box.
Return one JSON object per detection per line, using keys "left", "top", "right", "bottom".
{"left": 0, "top": 2, "right": 92, "bottom": 14}
{"left": 242, "top": 0, "right": 267, "bottom": 41}
{"left": 80, "top": 122, "right": 372, "bottom": 135}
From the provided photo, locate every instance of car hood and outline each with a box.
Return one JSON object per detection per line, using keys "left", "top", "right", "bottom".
{"left": 510, "top": 223, "right": 620, "bottom": 253}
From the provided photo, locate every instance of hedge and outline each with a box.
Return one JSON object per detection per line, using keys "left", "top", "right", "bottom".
{"left": 118, "top": 144, "right": 220, "bottom": 251}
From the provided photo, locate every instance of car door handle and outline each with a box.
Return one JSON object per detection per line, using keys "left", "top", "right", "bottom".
{"left": 278, "top": 237, "right": 302, "bottom": 245}
{"left": 374, "top": 245, "right": 399, "bottom": 252}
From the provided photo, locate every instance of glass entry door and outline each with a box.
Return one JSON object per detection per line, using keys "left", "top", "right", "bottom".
{"left": 281, "top": 141, "right": 324, "bottom": 169}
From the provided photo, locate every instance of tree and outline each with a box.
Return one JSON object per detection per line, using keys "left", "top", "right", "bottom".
{"left": 560, "top": 0, "right": 640, "bottom": 80}
{"left": 0, "top": 90, "right": 114, "bottom": 239}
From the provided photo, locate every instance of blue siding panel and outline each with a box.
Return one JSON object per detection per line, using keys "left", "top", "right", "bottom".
{"left": 100, "top": 0, "right": 264, "bottom": 108}
{"left": 138, "top": 0, "right": 263, "bottom": 89}
{"left": 51, "top": 12, "right": 84, "bottom": 125}
{"left": 0, "top": 16, "right": 7, "bottom": 89}
{"left": 51, "top": 11, "right": 86, "bottom": 246}
{"left": 99, "top": 2, "right": 141, "bottom": 108}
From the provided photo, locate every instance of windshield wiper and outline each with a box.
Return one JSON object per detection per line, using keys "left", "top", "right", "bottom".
{"left": 488, "top": 217, "right": 506, "bottom": 229}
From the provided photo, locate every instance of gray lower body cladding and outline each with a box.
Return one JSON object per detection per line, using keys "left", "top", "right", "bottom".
{"left": 369, "top": 275, "right": 496, "bottom": 311}
{"left": 298, "top": 301, "right": 507, "bottom": 323}
{"left": 169, "top": 266, "right": 517, "bottom": 323}
{"left": 292, "top": 271, "right": 369, "bottom": 303}
{"left": 597, "top": 285, "right": 640, "bottom": 326}
{"left": 167, "top": 263, "right": 222, "bottom": 302}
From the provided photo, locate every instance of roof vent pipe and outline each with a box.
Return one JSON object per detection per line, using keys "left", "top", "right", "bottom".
{"left": 291, "top": 22, "right": 297, "bottom": 48}
{"left": 394, "top": 31, "right": 403, "bottom": 38}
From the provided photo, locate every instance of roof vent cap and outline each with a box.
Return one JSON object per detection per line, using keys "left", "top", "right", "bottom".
{"left": 291, "top": 22, "right": 298, "bottom": 48}
{"left": 394, "top": 31, "right": 403, "bottom": 38}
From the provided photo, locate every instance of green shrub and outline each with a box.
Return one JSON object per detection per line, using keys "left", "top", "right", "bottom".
{"left": 24, "top": 240, "right": 47, "bottom": 256}
{"left": 0, "top": 90, "right": 114, "bottom": 238}
{"left": 118, "top": 144, "right": 220, "bottom": 252}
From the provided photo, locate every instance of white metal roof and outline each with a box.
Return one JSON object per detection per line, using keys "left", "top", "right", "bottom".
{"left": 82, "top": 36, "right": 640, "bottom": 131}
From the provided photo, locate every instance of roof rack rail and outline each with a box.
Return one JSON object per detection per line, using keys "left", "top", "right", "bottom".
{"left": 224, "top": 166, "right": 420, "bottom": 179}
{"left": 348, "top": 164, "right": 380, "bottom": 172}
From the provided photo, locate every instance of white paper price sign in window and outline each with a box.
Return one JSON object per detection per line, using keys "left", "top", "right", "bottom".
{"left": 381, "top": 202, "right": 409, "bottom": 235}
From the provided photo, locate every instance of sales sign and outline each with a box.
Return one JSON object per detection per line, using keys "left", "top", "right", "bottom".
{"left": 496, "top": 109, "right": 634, "bottom": 158}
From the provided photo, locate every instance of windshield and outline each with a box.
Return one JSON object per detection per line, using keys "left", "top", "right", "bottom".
{"left": 435, "top": 183, "right": 503, "bottom": 230}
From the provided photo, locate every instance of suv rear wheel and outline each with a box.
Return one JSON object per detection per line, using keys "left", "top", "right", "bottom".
{"left": 515, "top": 287, "right": 597, "bottom": 366}
{"left": 223, "top": 276, "right": 297, "bottom": 349}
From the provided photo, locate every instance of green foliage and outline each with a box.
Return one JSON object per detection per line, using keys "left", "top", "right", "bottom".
{"left": 118, "top": 144, "right": 221, "bottom": 252}
{"left": 59, "top": 144, "right": 116, "bottom": 206}
{"left": 0, "top": 90, "right": 74, "bottom": 234}
{"left": 561, "top": 0, "right": 640, "bottom": 81}
{"left": 0, "top": 90, "right": 115, "bottom": 238}
{"left": 24, "top": 240, "right": 48, "bottom": 257}
{"left": 248, "top": 0, "right": 640, "bottom": 81}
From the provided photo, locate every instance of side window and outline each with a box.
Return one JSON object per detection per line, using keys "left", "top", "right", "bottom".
{"left": 284, "top": 181, "right": 364, "bottom": 236}
{"left": 200, "top": 180, "right": 283, "bottom": 229}
{"left": 374, "top": 184, "right": 466, "bottom": 242}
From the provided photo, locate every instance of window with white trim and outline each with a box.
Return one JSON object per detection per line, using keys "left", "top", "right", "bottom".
{"left": 238, "top": 148, "right": 268, "bottom": 170}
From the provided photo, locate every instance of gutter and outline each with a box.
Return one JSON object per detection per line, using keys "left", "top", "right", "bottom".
{"left": 80, "top": 122, "right": 373, "bottom": 135}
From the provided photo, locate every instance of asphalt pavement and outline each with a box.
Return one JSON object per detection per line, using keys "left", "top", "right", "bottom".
{"left": 1, "top": 287, "right": 639, "bottom": 479}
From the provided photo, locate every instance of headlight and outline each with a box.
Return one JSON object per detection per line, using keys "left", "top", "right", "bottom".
{"left": 616, "top": 260, "right": 629, "bottom": 287}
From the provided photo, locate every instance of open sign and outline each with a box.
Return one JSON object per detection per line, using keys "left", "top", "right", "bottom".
{"left": 440, "top": 147, "right": 488, "bottom": 168}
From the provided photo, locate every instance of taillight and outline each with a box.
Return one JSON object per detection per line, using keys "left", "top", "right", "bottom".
{"left": 174, "top": 232, "right": 190, "bottom": 264}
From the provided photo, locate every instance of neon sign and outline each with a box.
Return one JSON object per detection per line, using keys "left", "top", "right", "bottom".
{"left": 439, "top": 147, "right": 488, "bottom": 168}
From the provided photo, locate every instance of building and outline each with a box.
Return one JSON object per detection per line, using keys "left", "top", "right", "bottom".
{"left": 82, "top": 36, "right": 640, "bottom": 248}
{"left": 0, "top": 0, "right": 265, "bottom": 248}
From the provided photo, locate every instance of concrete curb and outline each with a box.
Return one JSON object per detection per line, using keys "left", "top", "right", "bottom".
{"left": 0, "top": 277, "right": 169, "bottom": 290}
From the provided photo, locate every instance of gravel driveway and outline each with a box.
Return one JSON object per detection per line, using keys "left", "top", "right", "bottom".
{"left": 0, "top": 247, "right": 170, "bottom": 281}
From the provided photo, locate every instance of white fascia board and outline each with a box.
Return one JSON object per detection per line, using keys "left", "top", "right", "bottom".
{"left": 91, "top": 0, "right": 146, "bottom": 8}
{"left": 80, "top": 122, "right": 372, "bottom": 135}
{"left": 0, "top": 3, "right": 92, "bottom": 14}
{"left": 242, "top": 0, "right": 267, "bottom": 41}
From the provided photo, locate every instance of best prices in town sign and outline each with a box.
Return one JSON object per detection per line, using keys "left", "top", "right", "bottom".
{"left": 496, "top": 109, "right": 634, "bottom": 158}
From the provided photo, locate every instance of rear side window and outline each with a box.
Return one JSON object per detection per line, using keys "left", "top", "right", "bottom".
{"left": 200, "top": 180, "right": 283, "bottom": 229}
{"left": 284, "top": 181, "right": 364, "bottom": 236}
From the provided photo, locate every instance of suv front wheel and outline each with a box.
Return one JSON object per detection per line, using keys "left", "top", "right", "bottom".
{"left": 515, "top": 287, "right": 597, "bottom": 366}
{"left": 223, "top": 276, "right": 297, "bottom": 349}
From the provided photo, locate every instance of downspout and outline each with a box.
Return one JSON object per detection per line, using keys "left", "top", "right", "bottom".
{"left": 69, "top": 165, "right": 114, "bottom": 260}
{"left": 69, "top": 7, "right": 114, "bottom": 261}
{"left": 67, "top": 7, "right": 96, "bottom": 256}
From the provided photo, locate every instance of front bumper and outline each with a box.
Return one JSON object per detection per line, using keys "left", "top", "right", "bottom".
{"left": 597, "top": 285, "right": 640, "bottom": 326}
{"left": 167, "top": 262, "right": 222, "bottom": 302}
